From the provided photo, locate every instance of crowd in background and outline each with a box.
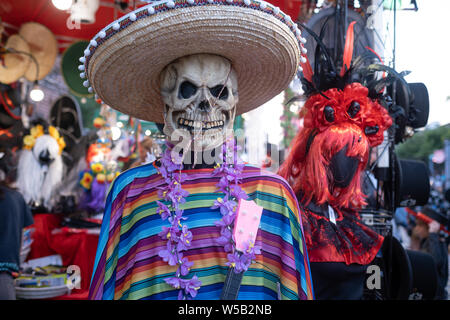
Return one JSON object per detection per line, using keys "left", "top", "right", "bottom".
{"left": 393, "top": 174, "right": 449, "bottom": 300}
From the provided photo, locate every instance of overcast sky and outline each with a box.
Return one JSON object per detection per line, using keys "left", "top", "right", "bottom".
{"left": 383, "top": 0, "right": 450, "bottom": 126}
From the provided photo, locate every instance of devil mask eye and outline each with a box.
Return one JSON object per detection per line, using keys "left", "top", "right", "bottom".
{"left": 365, "top": 125, "right": 379, "bottom": 136}
{"left": 347, "top": 101, "right": 360, "bottom": 118}
{"left": 324, "top": 105, "right": 335, "bottom": 122}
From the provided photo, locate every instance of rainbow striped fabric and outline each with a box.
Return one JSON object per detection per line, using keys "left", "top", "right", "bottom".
{"left": 89, "top": 163, "right": 313, "bottom": 300}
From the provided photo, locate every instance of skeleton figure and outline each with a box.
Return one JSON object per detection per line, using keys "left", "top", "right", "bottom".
{"left": 160, "top": 54, "right": 238, "bottom": 154}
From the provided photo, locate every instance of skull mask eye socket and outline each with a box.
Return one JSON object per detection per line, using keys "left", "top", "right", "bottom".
{"left": 209, "top": 85, "right": 229, "bottom": 100}
{"left": 178, "top": 81, "right": 198, "bottom": 99}
{"left": 347, "top": 101, "right": 360, "bottom": 118}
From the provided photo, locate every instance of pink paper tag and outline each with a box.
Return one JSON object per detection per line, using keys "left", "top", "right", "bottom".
{"left": 233, "top": 199, "right": 263, "bottom": 252}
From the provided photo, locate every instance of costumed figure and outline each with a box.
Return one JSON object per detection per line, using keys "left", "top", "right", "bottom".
{"left": 79, "top": 129, "right": 120, "bottom": 215}
{"left": 49, "top": 95, "right": 94, "bottom": 214}
{"left": 16, "top": 122, "right": 66, "bottom": 212}
{"left": 278, "top": 22, "right": 393, "bottom": 299}
{"left": 129, "top": 136, "right": 156, "bottom": 169}
{"left": 86, "top": 0, "right": 313, "bottom": 300}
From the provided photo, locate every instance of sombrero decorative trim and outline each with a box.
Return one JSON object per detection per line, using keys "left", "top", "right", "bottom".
{"left": 80, "top": 0, "right": 308, "bottom": 122}
{"left": 61, "top": 41, "right": 95, "bottom": 98}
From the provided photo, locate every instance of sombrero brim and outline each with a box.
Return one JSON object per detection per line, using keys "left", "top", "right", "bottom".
{"left": 0, "top": 34, "right": 30, "bottom": 84}
{"left": 19, "top": 22, "right": 58, "bottom": 81}
{"left": 83, "top": 1, "right": 306, "bottom": 123}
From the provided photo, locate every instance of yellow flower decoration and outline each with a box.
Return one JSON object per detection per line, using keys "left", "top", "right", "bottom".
{"left": 80, "top": 172, "right": 94, "bottom": 190}
{"left": 24, "top": 124, "right": 44, "bottom": 150}
{"left": 91, "top": 162, "right": 104, "bottom": 174}
{"left": 23, "top": 135, "right": 35, "bottom": 150}
{"left": 106, "top": 173, "right": 116, "bottom": 183}
{"left": 48, "top": 126, "right": 65, "bottom": 155}
{"left": 30, "top": 124, "right": 44, "bottom": 138}
{"left": 93, "top": 117, "right": 105, "bottom": 129}
{"left": 48, "top": 126, "right": 60, "bottom": 140}
{"left": 23, "top": 125, "right": 65, "bottom": 154}
{"left": 57, "top": 137, "right": 66, "bottom": 155}
{"left": 96, "top": 173, "right": 106, "bottom": 183}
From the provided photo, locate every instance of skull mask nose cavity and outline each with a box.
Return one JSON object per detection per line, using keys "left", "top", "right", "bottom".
{"left": 198, "top": 100, "right": 211, "bottom": 112}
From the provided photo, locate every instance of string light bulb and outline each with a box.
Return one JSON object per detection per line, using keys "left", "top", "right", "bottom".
{"left": 30, "top": 81, "right": 44, "bottom": 102}
{"left": 52, "top": 0, "right": 73, "bottom": 11}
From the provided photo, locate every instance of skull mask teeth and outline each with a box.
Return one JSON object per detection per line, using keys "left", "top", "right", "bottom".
{"left": 160, "top": 54, "right": 238, "bottom": 151}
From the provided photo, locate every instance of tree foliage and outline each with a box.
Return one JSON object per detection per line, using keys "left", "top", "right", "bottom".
{"left": 280, "top": 88, "right": 301, "bottom": 149}
{"left": 395, "top": 124, "right": 450, "bottom": 162}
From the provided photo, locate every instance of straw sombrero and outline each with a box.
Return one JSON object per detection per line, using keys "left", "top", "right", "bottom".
{"left": 0, "top": 34, "right": 31, "bottom": 84}
{"left": 80, "top": 0, "right": 308, "bottom": 123}
{"left": 19, "top": 22, "right": 58, "bottom": 81}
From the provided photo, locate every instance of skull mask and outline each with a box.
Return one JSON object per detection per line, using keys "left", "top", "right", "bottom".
{"left": 160, "top": 54, "right": 238, "bottom": 152}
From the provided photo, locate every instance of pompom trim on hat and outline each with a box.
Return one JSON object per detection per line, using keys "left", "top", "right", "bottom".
{"left": 78, "top": 0, "right": 308, "bottom": 120}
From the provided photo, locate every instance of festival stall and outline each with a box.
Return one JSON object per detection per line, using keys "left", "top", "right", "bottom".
{"left": 0, "top": 0, "right": 313, "bottom": 300}
{"left": 0, "top": 2, "right": 166, "bottom": 300}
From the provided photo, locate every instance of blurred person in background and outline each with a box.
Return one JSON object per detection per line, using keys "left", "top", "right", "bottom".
{"left": 392, "top": 207, "right": 411, "bottom": 249}
{"left": 0, "top": 166, "right": 34, "bottom": 300}
{"left": 410, "top": 218, "right": 448, "bottom": 300}
{"left": 129, "top": 136, "right": 156, "bottom": 169}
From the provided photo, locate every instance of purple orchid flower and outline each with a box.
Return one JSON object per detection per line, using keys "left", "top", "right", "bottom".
{"left": 238, "top": 254, "right": 253, "bottom": 272}
{"left": 166, "top": 184, "right": 189, "bottom": 207}
{"left": 156, "top": 165, "right": 168, "bottom": 179}
{"left": 212, "top": 196, "right": 236, "bottom": 216}
{"left": 162, "top": 151, "right": 183, "bottom": 172}
{"left": 173, "top": 172, "right": 188, "bottom": 184}
{"left": 226, "top": 251, "right": 246, "bottom": 273}
{"left": 158, "top": 242, "right": 181, "bottom": 266}
{"left": 214, "top": 212, "right": 236, "bottom": 228}
{"left": 216, "top": 227, "right": 234, "bottom": 252}
{"left": 156, "top": 201, "right": 171, "bottom": 220}
{"left": 215, "top": 176, "right": 230, "bottom": 193}
{"left": 221, "top": 199, "right": 237, "bottom": 216}
{"left": 216, "top": 234, "right": 231, "bottom": 247}
{"left": 177, "top": 225, "right": 193, "bottom": 251}
{"left": 183, "top": 275, "right": 202, "bottom": 298}
{"left": 158, "top": 226, "right": 171, "bottom": 239}
{"left": 216, "top": 229, "right": 231, "bottom": 243}
{"left": 176, "top": 257, "right": 194, "bottom": 277}
{"left": 229, "top": 185, "right": 248, "bottom": 200}
{"left": 168, "top": 210, "right": 187, "bottom": 230}
{"left": 165, "top": 276, "right": 183, "bottom": 290}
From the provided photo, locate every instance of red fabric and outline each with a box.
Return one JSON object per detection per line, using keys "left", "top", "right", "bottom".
{"left": 49, "top": 290, "right": 89, "bottom": 300}
{"left": 28, "top": 214, "right": 62, "bottom": 260}
{"left": 27, "top": 214, "right": 99, "bottom": 297}
{"left": 300, "top": 207, "right": 384, "bottom": 265}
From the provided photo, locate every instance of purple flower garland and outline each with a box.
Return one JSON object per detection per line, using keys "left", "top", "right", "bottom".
{"left": 211, "top": 139, "right": 261, "bottom": 273}
{"left": 156, "top": 140, "right": 261, "bottom": 300}
{"left": 156, "top": 144, "right": 201, "bottom": 300}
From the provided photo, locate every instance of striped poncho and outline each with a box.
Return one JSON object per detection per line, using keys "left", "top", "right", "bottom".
{"left": 88, "top": 163, "right": 313, "bottom": 300}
